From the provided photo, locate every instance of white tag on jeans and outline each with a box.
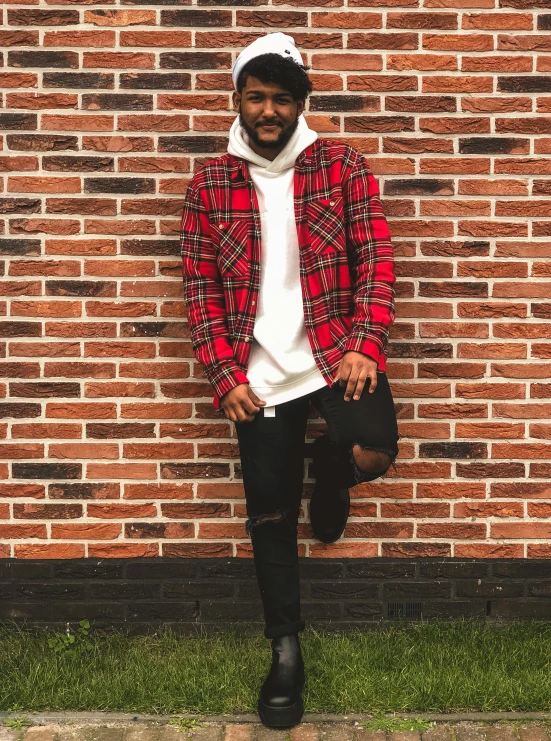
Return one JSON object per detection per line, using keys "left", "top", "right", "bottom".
{"left": 264, "top": 406, "right": 276, "bottom": 417}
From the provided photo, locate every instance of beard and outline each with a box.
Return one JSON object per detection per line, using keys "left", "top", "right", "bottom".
{"left": 239, "top": 111, "right": 299, "bottom": 151}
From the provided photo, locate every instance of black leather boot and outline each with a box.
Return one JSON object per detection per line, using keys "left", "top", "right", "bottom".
{"left": 258, "top": 632, "right": 305, "bottom": 728}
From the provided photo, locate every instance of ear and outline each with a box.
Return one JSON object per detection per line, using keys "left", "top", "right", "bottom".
{"left": 232, "top": 90, "right": 240, "bottom": 111}
{"left": 297, "top": 98, "right": 305, "bottom": 117}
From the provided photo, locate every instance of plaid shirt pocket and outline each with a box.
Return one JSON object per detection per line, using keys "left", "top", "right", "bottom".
{"left": 305, "top": 196, "right": 346, "bottom": 254}
{"left": 212, "top": 219, "right": 250, "bottom": 278}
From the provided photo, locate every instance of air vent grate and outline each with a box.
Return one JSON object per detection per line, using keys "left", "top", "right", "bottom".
{"left": 386, "top": 601, "right": 422, "bottom": 619}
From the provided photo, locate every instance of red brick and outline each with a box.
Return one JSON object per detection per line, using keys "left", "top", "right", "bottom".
{"left": 88, "top": 503, "right": 157, "bottom": 518}
{"left": 84, "top": 9, "right": 156, "bottom": 26}
{"left": 11, "top": 300, "right": 81, "bottom": 318}
{"left": 42, "top": 115, "right": 114, "bottom": 132}
{"left": 123, "top": 442, "right": 193, "bottom": 459}
{"left": 15, "top": 544, "right": 85, "bottom": 559}
{"left": 120, "top": 31, "right": 191, "bottom": 47}
{"left": 0, "top": 484, "right": 45, "bottom": 498}
{"left": 423, "top": 33, "right": 493, "bottom": 51}
{"left": 84, "top": 52, "right": 155, "bottom": 69}
{"left": 46, "top": 402, "right": 116, "bottom": 419}
{"left": 44, "top": 30, "right": 115, "bottom": 46}
{"left": 455, "top": 544, "right": 523, "bottom": 558}
{"left": 454, "top": 502, "right": 524, "bottom": 518}
{"left": 51, "top": 523, "right": 122, "bottom": 539}
{"left": 7, "top": 93, "right": 78, "bottom": 109}
{"left": 9, "top": 260, "right": 81, "bottom": 278}
{"left": 117, "top": 114, "right": 190, "bottom": 132}
{"left": 382, "top": 543, "right": 451, "bottom": 557}
{"left": 85, "top": 381, "right": 155, "bottom": 398}
{"left": 124, "top": 483, "right": 193, "bottom": 500}
{"left": 49, "top": 443, "right": 119, "bottom": 459}
{"left": 463, "top": 12, "right": 532, "bottom": 30}
{"left": 0, "top": 73, "right": 37, "bottom": 88}
{"left": 88, "top": 543, "right": 159, "bottom": 557}
{"left": 492, "top": 523, "right": 551, "bottom": 539}
{"left": 11, "top": 423, "right": 81, "bottom": 439}
{"left": 45, "top": 238, "right": 117, "bottom": 255}
{"left": 87, "top": 463, "right": 157, "bottom": 479}
{"left": 312, "top": 53, "right": 382, "bottom": 70}
{"left": 8, "top": 176, "right": 81, "bottom": 194}
{"left": 0, "top": 444, "right": 43, "bottom": 459}
{"left": 417, "top": 482, "right": 485, "bottom": 499}
{"left": 83, "top": 341, "right": 155, "bottom": 359}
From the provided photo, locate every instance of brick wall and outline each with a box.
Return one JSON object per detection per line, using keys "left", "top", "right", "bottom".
{"left": 1, "top": 0, "right": 550, "bottom": 564}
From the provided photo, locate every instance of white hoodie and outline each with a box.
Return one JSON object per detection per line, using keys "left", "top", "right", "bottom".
{"left": 227, "top": 115, "right": 327, "bottom": 414}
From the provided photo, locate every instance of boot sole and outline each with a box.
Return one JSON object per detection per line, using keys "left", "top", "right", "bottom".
{"left": 258, "top": 696, "right": 304, "bottom": 728}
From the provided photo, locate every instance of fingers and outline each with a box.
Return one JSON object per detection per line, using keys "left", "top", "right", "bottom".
{"left": 225, "top": 405, "right": 257, "bottom": 423}
{"left": 351, "top": 373, "right": 368, "bottom": 400}
{"left": 367, "top": 368, "right": 377, "bottom": 393}
{"left": 339, "top": 359, "right": 378, "bottom": 401}
{"left": 344, "top": 373, "right": 359, "bottom": 401}
{"left": 223, "top": 390, "right": 265, "bottom": 424}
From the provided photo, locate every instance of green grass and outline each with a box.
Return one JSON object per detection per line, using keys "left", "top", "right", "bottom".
{"left": 2, "top": 618, "right": 551, "bottom": 715}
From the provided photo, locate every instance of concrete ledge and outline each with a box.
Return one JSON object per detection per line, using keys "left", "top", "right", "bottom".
{"left": 3, "top": 711, "right": 551, "bottom": 725}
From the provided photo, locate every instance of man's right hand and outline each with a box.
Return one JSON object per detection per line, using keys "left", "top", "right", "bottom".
{"left": 220, "top": 383, "right": 266, "bottom": 423}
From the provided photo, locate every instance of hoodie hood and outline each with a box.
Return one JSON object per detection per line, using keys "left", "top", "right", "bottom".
{"left": 227, "top": 114, "right": 317, "bottom": 174}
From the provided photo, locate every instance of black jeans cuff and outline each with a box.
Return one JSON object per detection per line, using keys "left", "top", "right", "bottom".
{"left": 264, "top": 619, "right": 306, "bottom": 640}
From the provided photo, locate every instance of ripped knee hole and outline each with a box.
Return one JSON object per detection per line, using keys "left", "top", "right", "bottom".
{"left": 245, "top": 509, "right": 296, "bottom": 537}
{"left": 352, "top": 445, "right": 392, "bottom": 474}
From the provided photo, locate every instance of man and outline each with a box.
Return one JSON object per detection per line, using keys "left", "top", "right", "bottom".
{"left": 180, "top": 32, "right": 399, "bottom": 729}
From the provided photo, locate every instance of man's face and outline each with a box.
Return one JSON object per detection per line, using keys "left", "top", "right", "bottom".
{"left": 233, "top": 76, "right": 305, "bottom": 152}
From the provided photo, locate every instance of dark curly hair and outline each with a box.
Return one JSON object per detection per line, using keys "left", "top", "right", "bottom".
{"left": 237, "top": 52, "right": 313, "bottom": 101}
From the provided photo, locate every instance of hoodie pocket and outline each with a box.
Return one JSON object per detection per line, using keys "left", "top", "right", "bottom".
{"left": 305, "top": 196, "right": 346, "bottom": 255}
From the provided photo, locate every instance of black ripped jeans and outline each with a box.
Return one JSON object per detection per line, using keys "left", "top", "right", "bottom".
{"left": 235, "top": 372, "right": 399, "bottom": 639}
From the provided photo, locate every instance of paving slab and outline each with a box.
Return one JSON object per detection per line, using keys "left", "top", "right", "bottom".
{"left": 487, "top": 726, "right": 518, "bottom": 741}
{"left": 454, "top": 725, "right": 487, "bottom": 741}
{"left": 422, "top": 725, "right": 453, "bottom": 741}
{"left": 255, "top": 726, "right": 292, "bottom": 740}
{"left": 223, "top": 725, "right": 254, "bottom": 741}
{"left": 316, "top": 723, "right": 358, "bottom": 740}
{"left": 389, "top": 733, "right": 422, "bottom": 741}
{"left": 0, "top": 730, "right": 19, "bottom": 741}
{"left": 358, "top": 732, "right": 386, "bottom": 741}
{"left": 124, "top": 729, "right": 162, "bottom": 741}
{"left": 21, "top": 731, "right": 57, "bottom": 741}
{"left": 289, "top": 723, "right": 319, "bottom": 740}
{"left": 187, "top": 724, "right": 225, "bottom": 740}
{"left": 517, "top": 726, "right": 551, "bottom": 741}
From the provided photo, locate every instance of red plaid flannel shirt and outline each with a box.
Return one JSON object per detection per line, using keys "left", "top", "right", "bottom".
{"left": 180, "top": 138, "right": 396, "bottom": 411}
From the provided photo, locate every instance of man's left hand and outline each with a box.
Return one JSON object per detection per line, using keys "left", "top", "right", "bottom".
{"left": 333, "top": 351, "right": 378, "bottom": 401}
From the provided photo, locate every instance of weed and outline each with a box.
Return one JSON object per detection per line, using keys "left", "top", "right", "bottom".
{"left": 47, "top": 619, "right": 93, "bottom": 658}
{"left": 168, "top": 716, "right": 207, "bottom": 736}
{"left": 2, "top": 717, "right": 33, "bottom": 730}
{"left": 360, "top": 712, "right": 434, "bottom": 733}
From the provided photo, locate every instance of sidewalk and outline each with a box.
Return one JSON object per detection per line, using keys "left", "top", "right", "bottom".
{"left": 2, "top": 714, "right": 551, "bottom": 741}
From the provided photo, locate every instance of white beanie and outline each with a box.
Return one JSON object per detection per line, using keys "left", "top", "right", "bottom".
{"left": 232, "top": 32, "right": 304, "bottom": 90}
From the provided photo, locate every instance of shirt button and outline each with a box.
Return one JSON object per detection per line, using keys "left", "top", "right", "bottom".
{"left": 219, "top": 223, "right": 226, "bottom": 229}
{"left": 244, "top": 337, "right": 251, "bottom": 342}
{"left": 252, "top": 300, "right": 255, "bottom": 306}
{"left": 329, "top": 200, "right": 335, "bottom": 206}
